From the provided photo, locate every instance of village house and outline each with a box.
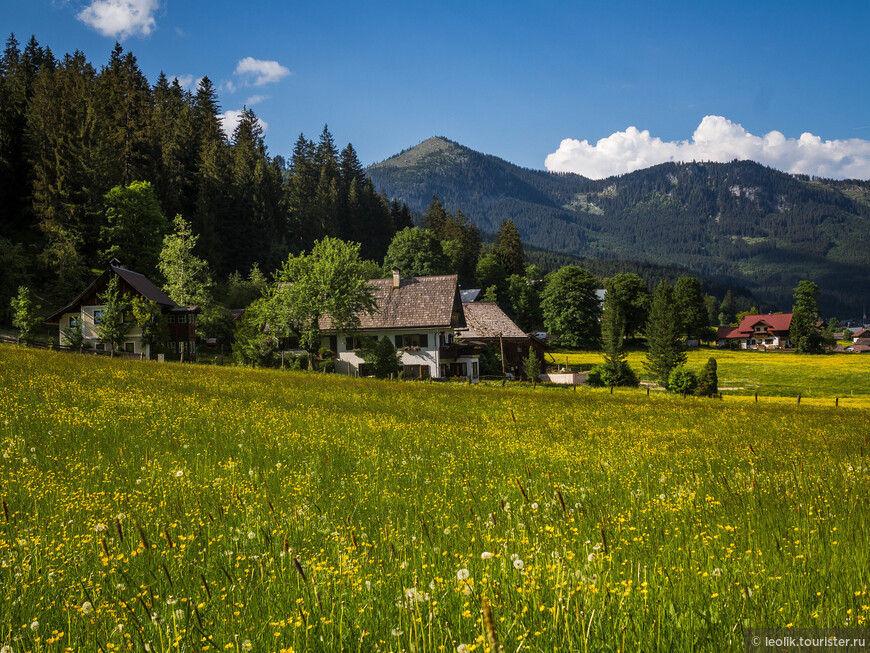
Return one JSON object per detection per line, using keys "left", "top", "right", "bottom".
{"left": 324, "top": 269, "right": 480, "bottom": 380}
{"left": 455, "top": 301, "right": 547, "bottom": 378}
{"left": 852, "top": 328, "right": 870, "bottom": 342}
{"left": 45, "top": 262, "right": 199, "bottom": 358}
{"left": 716, "top": 313, "right": 793, "bottom": 349}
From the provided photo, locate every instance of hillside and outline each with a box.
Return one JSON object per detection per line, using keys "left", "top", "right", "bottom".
{"left": 367, "top": 137, "right": 870, "bottom": 315}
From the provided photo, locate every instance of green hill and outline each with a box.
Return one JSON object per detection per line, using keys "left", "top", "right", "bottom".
{"left": 367, "top": 137, "right": 870, "bottom": 316}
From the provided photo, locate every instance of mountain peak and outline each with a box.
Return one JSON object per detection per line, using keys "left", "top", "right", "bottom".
{"left": 370, "top": 136, "right": 465, "bottom": 169}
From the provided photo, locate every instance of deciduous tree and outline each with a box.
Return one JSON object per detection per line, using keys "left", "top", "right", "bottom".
{"left": 540, "top": 266, "right": 601, "bottom": 349}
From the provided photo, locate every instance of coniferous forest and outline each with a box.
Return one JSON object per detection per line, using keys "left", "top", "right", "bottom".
{"left": 0, "top": 35, "right": 412, "bottom": 320}
{"left": 368, "top": 138, "right": 870, "bottom": 316}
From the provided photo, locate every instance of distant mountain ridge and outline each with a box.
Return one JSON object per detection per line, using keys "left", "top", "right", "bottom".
{"left": 367, "top": 137, "right": 870, "bottom": 316}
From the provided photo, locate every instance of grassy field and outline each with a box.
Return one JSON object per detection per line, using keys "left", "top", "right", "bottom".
{"left": 552, "top": 348, "right": 870, "bottom": 403}
{"left": 2, "top": 346, "right": 870, "bottom": 652}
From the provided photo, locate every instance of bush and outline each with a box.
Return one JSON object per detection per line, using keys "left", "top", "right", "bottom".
{"left": 586, "top": 361, "right": 639, "bottom": 388}
{"left": 523, "top": 352, "right": 541, "bottom": 381}
{"left": 696, "top": 357, "right": 718, "bottom": 397}
{"left": 668, "top": 366, "right": 698, "bottom": 396}
{"left": 358, "top": 336, "right": 402, "bottom": 379}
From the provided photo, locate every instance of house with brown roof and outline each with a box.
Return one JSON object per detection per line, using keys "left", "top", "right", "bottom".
{"left": 456, "top": 301, "right": 547, "bottom": 378}
{"left": 44, "top": 262, "right": 199, "bottom": 358}
{"left": 852, "top": 328, "right": 870, "bottom": 342}
{"left": 326, "top": 269, "right": 480, "bottom": 380}
{"left": 716, "top": 313, "right": 793, "bottom": 349}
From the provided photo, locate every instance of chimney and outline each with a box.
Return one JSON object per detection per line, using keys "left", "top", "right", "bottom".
{"left": 392, "top": 267, "right": 401, "bottom": 289}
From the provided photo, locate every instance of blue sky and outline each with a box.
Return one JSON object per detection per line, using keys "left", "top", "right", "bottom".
{"left": 4, "top": 0, "right": 870, "bottom": 178}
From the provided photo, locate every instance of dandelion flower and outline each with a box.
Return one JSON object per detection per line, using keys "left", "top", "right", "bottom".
{"left": 513, "top": 559, "right": 525, "bottom": 570}
{"left": 481, "top": 551, "right": 493, "bottom": 560}
{"left": 94, "top": 523, "right": 107, "bottom": 532}
{"left": 247, "top": 531, "right": 256, "bottom": 540}
{"left": 81, "top": 601, "right": 93, "bottom": 614}
{"left": 30, "top": 621, "right": 39, "bottom": 632}
{"left": 457, "top": 569, "right": 470, "bottom": 581}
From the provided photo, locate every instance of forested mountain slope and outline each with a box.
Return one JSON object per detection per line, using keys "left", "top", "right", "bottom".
{"left": 368, "top": 137, "right": 870, "bottom": 315}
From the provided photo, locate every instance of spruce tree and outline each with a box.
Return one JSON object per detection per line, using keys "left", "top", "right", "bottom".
{"left": 790, "top": 280, "right": 824, "bottom": 354}
{"left": 644, "top": 280, "right": 686, "bottom": 389}
{"left": 493, "top": 219, "right": 525, "bottom": 276}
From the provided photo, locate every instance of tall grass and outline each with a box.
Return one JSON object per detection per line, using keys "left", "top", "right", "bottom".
{"left": 1, "top": 346, "right": 869, "bottom": 652}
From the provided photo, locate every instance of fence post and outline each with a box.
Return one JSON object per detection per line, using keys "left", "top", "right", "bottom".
{"left": 755, "top": 392, "right": 758, "bottom": 403}
{"left": 835, "top": 397, "right": 839, "bottom": 407}
{"left": 797, "top": 394, "right": 801, "bottom": 405}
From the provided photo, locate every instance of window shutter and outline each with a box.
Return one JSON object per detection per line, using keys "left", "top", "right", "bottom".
{"left": 395, "top": 335, "right": 403, "bottom": 347}
{"left": 420, "top": 333, "right": 428, "bottom": 347}
{"left": 345, "top": 337, "right": 353, "bottom": 351}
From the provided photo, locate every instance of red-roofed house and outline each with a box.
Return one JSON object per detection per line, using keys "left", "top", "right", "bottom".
{"left": 45, "top": 262, "right": 200, "bottom": 358}
{"left": 852, "top": 329, "right": 870, "bottom": 342}
{"left": 716, "top": 313, "right": 793, "bottom": 350}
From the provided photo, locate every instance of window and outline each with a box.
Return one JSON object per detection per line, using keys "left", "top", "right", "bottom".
{"left": 472, "top": 362, "right": 479, "bottom": 377}
{"left": 124, "top": 342, "right": 134, "bottom": 353}
{"left": 403, "top": 364, "right": 430, "bottom": 379}
{"left": 189, "top": 341, "right": 196, "bottom": 354}
{"left": 168, "top": 314, "right": 176, "bottom": 324}
{"left": 93, "top": 310, "right": 103, "bottom": 325}
{"left": 95, "top": 343, "right": 105, "bottom": 351}
{"left": 177, "top": 314, "right": 187, "bottom": 324}
{"left": 169, "top": 341, "right": 177, "bottom": 352}
{"left": 395, "top": 333, "right": 428, "bottom": 349}
{"left": 345, "top": 336, "right": 364, "bottom": 351}
{"left": 448, "top": 362, "right": 466, "bottom": 377}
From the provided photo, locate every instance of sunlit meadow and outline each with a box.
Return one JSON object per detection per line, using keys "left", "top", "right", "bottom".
{"left": 2, "top": 346, "right": 870, "bottom": 652}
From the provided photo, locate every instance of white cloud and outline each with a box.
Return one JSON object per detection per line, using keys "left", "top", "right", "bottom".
{"left": 545, "top": 116, "right": 870, "bottom": 180}
{"left": 76, "top": 0, "right": 159, "bottom": 39}
{"left": 245, "top": 94, "right": 267, "bottom": 106}
{"left": 234, "top": 57, "right": 291, "bottom": 87}
{"left": 171, "top": 74, "right": 194, "bottom": 89}
{"left": 219, "top": 110, "right": 269, "bottom": 139}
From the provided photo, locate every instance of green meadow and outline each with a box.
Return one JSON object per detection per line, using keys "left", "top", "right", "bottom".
{"left": 555, "top": 348, "right": 870, "bottom": 404}
{"left": 2, "top": 346, "right": 870, "bottom": 652}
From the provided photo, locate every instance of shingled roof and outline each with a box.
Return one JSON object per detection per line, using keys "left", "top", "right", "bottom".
{"left": 45, "top": 264, "right": 179, "bottom": 323}
{"left": 320, "top": 274, "right": 464, "bottom": 331}
{"left": 456, "top": 302, "right": 526, "bottom": 339}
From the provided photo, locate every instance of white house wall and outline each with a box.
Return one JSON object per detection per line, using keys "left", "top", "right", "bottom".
{"left": 331, "top": 328, "right": 478, "bottom": 380}
{"left": 59, "top": 306, "right": 148, "bottom": 355}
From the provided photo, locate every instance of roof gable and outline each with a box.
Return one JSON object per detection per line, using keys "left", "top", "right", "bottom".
{"left": 735, "top": 313, "right": 793, "bottom": 334}
{"left": 45, "top": 265, "right": 179, "bottom": 323}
